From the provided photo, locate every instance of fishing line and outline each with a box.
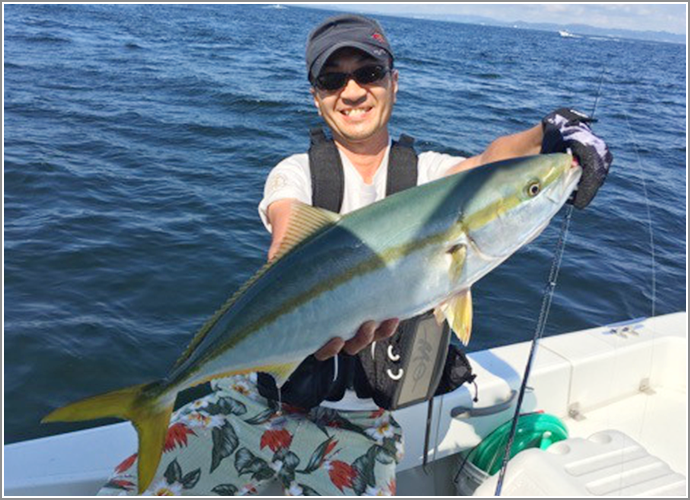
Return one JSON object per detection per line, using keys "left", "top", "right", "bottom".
{"left": 493, "top": 203, "right": 574, "bottom": 496}
{"left": 494, "top": 69, "right": 607, "bottom": 496}
{"left": 609, "top": 85, "right": 657, "bottom": 318}
{"left": 607, "top": 76, "right": 660, "bottom": 489}
{"left": 582, "top": 71, "right": 659, "bottom": 496}
{"left": 592, "top": 69, "right": 656, "bottom": 318}
{"left": 590, "top": 67, "right": 607, "bottom": 123}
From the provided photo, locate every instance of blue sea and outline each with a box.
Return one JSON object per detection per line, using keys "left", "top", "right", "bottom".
{"left": 3, "top": 4, "right": 686, "bottom": 444}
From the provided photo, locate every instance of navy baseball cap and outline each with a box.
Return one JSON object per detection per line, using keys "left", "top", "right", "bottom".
{"left": 306, "top": 14, "right": 394, "bottom": 83}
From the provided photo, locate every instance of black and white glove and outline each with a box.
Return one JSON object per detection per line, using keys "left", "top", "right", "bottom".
{"left": 541, "top": 108, "right": 613, "bottom": 209}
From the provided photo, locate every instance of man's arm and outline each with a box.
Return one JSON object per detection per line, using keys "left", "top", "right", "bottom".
{"left": 445, "top": 124, "right": 543, "bottom": 176}
{"left": 266, "top": 199, "right": 399, "bottom": 361}
{"left": 444, "top": 110, "right": 612, "bottom": 210}
{"left": 266, "top": 198, "right": 294, "bottom": 261}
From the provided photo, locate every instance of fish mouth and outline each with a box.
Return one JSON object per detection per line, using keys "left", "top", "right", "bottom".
{"left": 546, "top": 161, "right": 582, "bottom": 204}
{"left": 565, "top": 161, "right": 583, "bottom": 197}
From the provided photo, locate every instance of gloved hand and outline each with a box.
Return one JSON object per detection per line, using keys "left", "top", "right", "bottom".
{"left": 541, "top": 108, "right": 613, "bottom": 209}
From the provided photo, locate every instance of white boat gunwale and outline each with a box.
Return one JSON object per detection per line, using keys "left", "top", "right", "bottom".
{"left": 4, "top": 312, "right": 687, "bottom": 496}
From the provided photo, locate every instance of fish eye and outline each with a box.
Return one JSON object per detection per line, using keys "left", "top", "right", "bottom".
{"left": 526, "top": 181, "right": 541, "bottom": 197}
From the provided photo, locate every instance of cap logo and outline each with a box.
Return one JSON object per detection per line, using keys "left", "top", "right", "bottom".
{"left": 372, "top": 32, "right": 385, "bottom": 42}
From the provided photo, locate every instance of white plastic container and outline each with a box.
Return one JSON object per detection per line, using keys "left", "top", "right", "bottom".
{"left": 454, "top": 458, "right": 490, "bottom": 496}
{"left": 474, "top": 430, "right": 687, "bottom": 496}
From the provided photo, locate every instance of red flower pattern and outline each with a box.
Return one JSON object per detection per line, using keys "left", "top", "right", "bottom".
{"left": 324, "top": 439, "right": 338, "bottom": 458}
{"left": 104, "top": 393, "right": 401, "bottom": 496}
{"left": 281, "top": 403, "right": 308, "bottom": 415}
{"left": 370, "top": 408, "right": 386, "bottom": 419}
{"left": 328, "top": 460, "right": 357, "bottom": 492}
{"left": 260, "top": 428, "right": 293, "bottom": 452}
{"left": 313, "top": 438, "right": 340, "bottom": 469}
{"left": 114, "top": 453, "right": 137, "bottom": 474}
{"left": 108, "top": 479, "right": 136, "bottom": 490}
{"left": 164, "top": 423, "right": 196, "bottom": 452}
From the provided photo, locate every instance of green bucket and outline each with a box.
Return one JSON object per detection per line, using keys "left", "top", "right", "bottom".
{"left": 469, "top": 412, "right": 569, "bottom": 475}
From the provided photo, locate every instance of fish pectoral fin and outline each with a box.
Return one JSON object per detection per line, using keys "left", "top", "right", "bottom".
{"left": 258, "top": 360, "right": 301, "bottom": 388}
{"left": 440, "top": 289, "right": 473, "bottom": 346}
{"left": 447, "top": 243, "right": 467, "bottom": 282}
{"left": 274, "top": 202, "right": 341, "bottom": 260}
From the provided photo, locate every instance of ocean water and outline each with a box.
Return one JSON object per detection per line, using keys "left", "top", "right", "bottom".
{"left": 3, "top": 4, "right": 686, "bottom": 443}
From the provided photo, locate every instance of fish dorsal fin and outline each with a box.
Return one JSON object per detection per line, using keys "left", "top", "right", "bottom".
{"left": 273, "top": 201, "right": 341, "bottom": 261}
{"left": 171, "top": 202, "right": 340, "bottom": 372}
{"left": 437, "top": 289, "right": 473, "bottom": 346}
{"left": 171, "top": 262, "right": 274, "bottom": 371}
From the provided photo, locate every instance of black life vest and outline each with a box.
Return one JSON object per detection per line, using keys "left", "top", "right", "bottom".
{"left": 174, "top": 131, "right": 475, "bottom": 416}
{"left": 256, "top": 128, "right": 471, "bottom": 411}
{"left": 308, "top": 127, "right": 418, "bottom": 212}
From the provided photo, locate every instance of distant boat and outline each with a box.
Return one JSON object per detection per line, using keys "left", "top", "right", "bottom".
{"left": 559, "top": 30, "right": 580, "bottom": 38}
{"left": 262, "top": 3, "right": 287, "bottom": 8}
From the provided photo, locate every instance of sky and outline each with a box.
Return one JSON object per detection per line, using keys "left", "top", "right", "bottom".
{"left": 301, "top": 3, "right": 687, "bottom": 36}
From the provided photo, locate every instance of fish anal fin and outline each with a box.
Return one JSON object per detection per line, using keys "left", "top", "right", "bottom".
{"left": 442, "top": 289, "right": 473, "bottom": 345}
{"left": 433, "top": 306, "right": 446, "bottom": 325}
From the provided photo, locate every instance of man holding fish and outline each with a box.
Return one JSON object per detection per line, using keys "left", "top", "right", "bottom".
{"left": 48, "top": 14, "right": 612, "bottom": 496}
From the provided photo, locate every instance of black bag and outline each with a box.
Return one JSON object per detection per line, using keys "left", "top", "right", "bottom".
{"left": 435, "top": 342, "right": 477, "bottom": 396}
{"left": 256, "top": 355, "right": 336, "bottom": 410}
{"left": 357, "top": 311, "right": 475, "bottom": 410}
{"left": 256, "top": 314, "right": 476, "bottom": 411}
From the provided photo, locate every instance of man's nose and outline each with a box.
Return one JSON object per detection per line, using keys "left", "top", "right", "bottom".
{"left": 340, "top": 77, "right": 367, "bottom": 101}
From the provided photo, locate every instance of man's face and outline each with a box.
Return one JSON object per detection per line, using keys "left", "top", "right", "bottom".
{"left": 311, "top": 48, "right": 398, "bottom": 146}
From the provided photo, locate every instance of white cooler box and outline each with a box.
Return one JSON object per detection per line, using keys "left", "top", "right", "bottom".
{"left": 475, "top": 430, "right": 687, "bottom": 496}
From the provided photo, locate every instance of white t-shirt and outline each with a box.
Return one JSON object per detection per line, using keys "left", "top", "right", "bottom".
{"left": 257, "top": 143, "right": 466, "bottom": 410}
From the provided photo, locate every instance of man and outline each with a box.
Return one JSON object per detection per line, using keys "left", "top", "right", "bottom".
{"left": 99, "top": 14, "right": 611, "bottom": 496}
{"left": 256, "top": 13, "right": 610, "bottom": 406}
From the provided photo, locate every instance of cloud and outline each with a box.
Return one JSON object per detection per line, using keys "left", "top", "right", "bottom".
{"left": 336, "top": 4, "right": 687, "bottom": 35}
{"left": 542, "top": 5, "right": 572, "bottom": 14}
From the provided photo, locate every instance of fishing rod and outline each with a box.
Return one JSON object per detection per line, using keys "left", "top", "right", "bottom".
{"left": 493, "top": 69, "right": 607, "bottom": 496}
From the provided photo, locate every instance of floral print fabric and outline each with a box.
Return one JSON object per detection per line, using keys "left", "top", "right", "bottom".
{"left": 98, "top": 374, "right": 404, "bottom": 496}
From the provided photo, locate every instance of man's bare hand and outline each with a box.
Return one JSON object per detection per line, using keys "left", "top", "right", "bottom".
{"left": 314, "top": 319, "right": 400, "bottom": 361}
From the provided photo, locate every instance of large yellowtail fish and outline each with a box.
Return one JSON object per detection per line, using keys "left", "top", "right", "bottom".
{"left": 43, "top": 153, "right": 581, "bottom": 493}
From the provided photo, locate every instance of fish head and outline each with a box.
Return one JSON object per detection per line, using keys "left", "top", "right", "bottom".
{"left": 455, "top": 153, "right": 582, "bottom": 262}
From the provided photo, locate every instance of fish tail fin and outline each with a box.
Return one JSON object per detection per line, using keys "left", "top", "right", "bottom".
{"left": 129, "top": 394, "right": 175, "bottom": 494}
{"left": 42, "top": 381, "right": 174, "bottom": 494}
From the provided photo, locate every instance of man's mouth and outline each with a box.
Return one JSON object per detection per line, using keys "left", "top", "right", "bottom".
{"left": 341, "top": 107, "right": 372, "bottom": 117}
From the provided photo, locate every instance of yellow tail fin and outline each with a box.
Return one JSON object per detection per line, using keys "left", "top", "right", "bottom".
{"left": 42, "top": 381, "right": 174, "bottom": 494}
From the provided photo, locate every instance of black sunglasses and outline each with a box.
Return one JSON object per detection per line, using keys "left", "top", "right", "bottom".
{"left": 314, "top": 65, "right": 391, "bottom": 91}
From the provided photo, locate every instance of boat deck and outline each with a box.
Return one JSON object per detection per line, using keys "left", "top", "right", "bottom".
{"left": 4, "top": 312, "right": 687, "bottom": 496}
{"left": 565, "top": 385, "right": 686, "bottom": 475}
